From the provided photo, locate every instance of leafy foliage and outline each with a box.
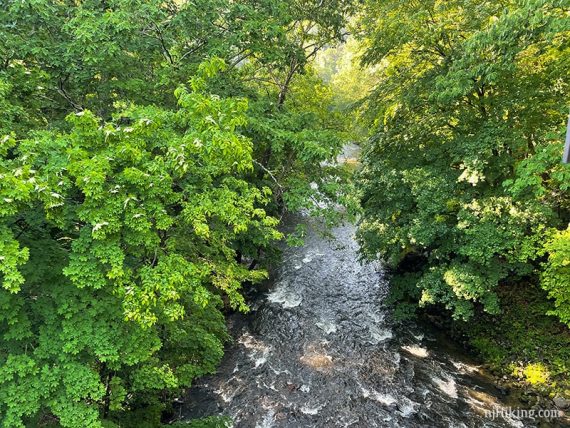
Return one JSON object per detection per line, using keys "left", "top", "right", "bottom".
{"left": 541, "top": 227, "right": 570, "bottom": 327}
{"left": 0, "top": 63, "right": 283, "bottom": 427}
{"left": 458, "top": 282, "right": 570, "bottom": 395}
{"left": 0, "top": 0, "right": 353, "bottom": 221}
{"left": 355, "top": 0, "right": 570, "bottom": 321}
{"left": 0, "top": 0, "right": 355, "bottom": 425}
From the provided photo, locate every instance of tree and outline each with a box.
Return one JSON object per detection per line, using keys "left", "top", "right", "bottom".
{"left": 542, "top": 227, "right": 570, "bottom": 327}
{"left": 0, "top": 1, "right": 355, "bottom": 424}
{"left": 355, "top": 0, "right": 570, "bottom": 320}
{"left": 0, "top": 61, "right": 280, "bottom": 427}
{"left": 0, "top": 0, "right": 354, "bottom": 225}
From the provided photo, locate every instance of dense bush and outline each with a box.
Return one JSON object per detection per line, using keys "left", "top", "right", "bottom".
{"left": 542, "top": 227, "right": 570, "bottom": 327}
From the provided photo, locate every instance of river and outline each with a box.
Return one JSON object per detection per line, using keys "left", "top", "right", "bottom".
{"left": 176, "top": 212, "right": 562, "bottom": 427}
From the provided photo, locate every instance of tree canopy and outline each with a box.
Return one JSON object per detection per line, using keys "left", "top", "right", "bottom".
{"left": 2, "top": 0, "right": 570, "bottom": 425}
{"left": 355, "top": 0, "right": 570, "bottom": 321}
{"left": 0, "top": 1, "right": 354, "bottom": 426}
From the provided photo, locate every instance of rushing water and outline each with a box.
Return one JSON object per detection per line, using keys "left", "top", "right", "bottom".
{"left": 179, "top": 216, "right": 554, "bottom": 427}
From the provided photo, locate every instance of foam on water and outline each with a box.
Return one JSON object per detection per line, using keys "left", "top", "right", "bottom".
{"left": 255, "top": 411, "right": 275, "bottom": 428}
{"left": 316, "top": 320, "right": 338, "bottom": 334}
{"left": 266, "top": 281, "right": 302, "bottom": 308}
{"left": 300, "top": 403, "right": 324, "bottom": 415}
{"left": 369, "top": 325, "right": 393, "bottom": 344}
{"left": 238, "top": 333, "right": 271, "bottom": 369}
{"left": 451, "top": 359, "right": 479, "bottom": 374}
{"left": 213, "top": 378, "right": 243, "bottom": 403}
{"left": 398, "top": 397, "right": 419, "bottom": 417}
{"left": 433, "top": 376, "right": 459, "bottom": 399}
{"left": 361, "top": 386, "right": 398, "bottom": 406}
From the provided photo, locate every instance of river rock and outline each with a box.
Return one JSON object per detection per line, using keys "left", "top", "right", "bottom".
{"left": 553, "top": 396, "right": 570, "bottom": 409}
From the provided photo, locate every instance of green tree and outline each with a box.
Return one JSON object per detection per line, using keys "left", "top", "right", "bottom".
{"left": 0, "top": 61, "right": 280, "bottom": 427}
{"left": 0, "top": 0, "right": 354, "bottom": 226}
{"left": 541, "top": 226, "right": 570, "bottom": 327}
{"left": 0, "top": 1, "right": 355, "bottom": 424}
{"left": 355, "top": 0, "right": 570, "bottom": 320}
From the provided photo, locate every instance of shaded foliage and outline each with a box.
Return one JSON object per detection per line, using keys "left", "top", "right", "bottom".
{"left": 356, "top": 0, "right": 570, "bottom": 321}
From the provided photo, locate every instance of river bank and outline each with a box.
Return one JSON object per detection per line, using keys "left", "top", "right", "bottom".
{"left": 416, "top": 284, "right": 570, "bottom": 420}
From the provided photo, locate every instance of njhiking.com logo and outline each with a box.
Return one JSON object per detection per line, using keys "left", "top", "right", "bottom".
{"left": 485, "top": 406, "right": 564, "bottom": 421}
